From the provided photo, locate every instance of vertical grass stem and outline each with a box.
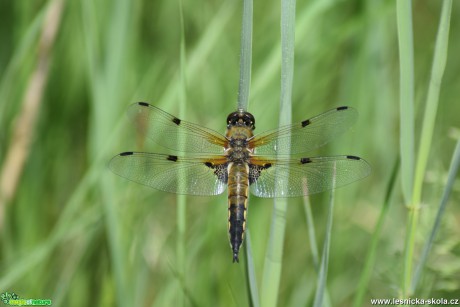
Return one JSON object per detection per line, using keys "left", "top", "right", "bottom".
{"left": 260, "top": 0, "right": 295, "bottom": 306}
{"left": 403, "top": 0, "right": 452, "bottom": 297}
{"left": 237, "top": 0, "right": 253, "bottom": 111}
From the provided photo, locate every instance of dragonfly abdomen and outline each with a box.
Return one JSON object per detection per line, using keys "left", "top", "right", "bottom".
{"left": 227, "top": 162, "right": 249, "bottom": 263}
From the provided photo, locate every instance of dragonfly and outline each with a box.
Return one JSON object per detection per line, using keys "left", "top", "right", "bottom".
{"left": 109, "top": 102, "right": 371, "bottom": 263}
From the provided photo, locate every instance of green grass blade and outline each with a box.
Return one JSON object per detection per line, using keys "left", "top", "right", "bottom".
{"left": 352, "top": 159, "right": 399, "bottom": 307}
{"left": 403, "top": 0, "right": 452, "bottom": 296}
{"left": 396, "top": 0, "right": 414, "bottom": 208}
{"left": 303, "top": 196, "right": 331, "bottom": 307}
{"left": 82, "top": 0, "right": 135, "bottom": 304}
{"left": 0, "top": 5, "right": 45, "bottom": 127}
{"left": 177, "top": 0, "right": 187, "bottom": 305}
{"left": 244, "top": 230, "right": 260, "bottom": 307}
{"left": 236, "top": 1, "right": 257, "bottom": 303}
{"left": 237, "top": 0, "right": 253, "bottom": 111}
{"left": 411, "top": 139, "right": 460, "bottom": 293}
{"left": 303, "top": 196, "right": 319, "bottom": 269}
{"left": 313, "top": 180, "right": 335, "bottom": 307}
{"left": 260, "top": 0, "right": 295, "bottom": 305}
{"left": 411, "top": 0, "right": 452, "bottom": 208}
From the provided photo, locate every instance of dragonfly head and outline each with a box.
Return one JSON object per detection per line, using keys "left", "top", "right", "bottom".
{"left": 227, "top": 109, "right": 256, "bottom": 130}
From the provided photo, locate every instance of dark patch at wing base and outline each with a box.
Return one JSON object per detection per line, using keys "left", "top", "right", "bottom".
{"left": 204, "top": 161, "right": 228, "bottom": 184}
{"left": 249, "top": 163, "right": 272, "bottom": 184}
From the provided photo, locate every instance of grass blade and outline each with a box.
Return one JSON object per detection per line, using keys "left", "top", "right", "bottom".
{"left": 411, "top": 139, "right": 460, "bottom": 293}
{"left": 177, "top": 0, "right": 187, "bottom": 305}
{"left": 411, "top": 0, "right": 452, "bottom": 208}
{"left": 313, "top": 170, "right": 335, "bottom": 307}
{"left": 396, "top": 0, "right": 414, "bottom": 208}
{"left": 82, "top": 0, "right": 135, "bottom": 304}
{"left": 0, "top": 0, "right": 64, "bottom": 227}
{"left": 403, "top": 0, "right": 452, "bottom": 296}
{"left": 237, "top": 0, "right": 253, "bottom": 111}
{"left": 303, "top": 196, "right": 319, "bottom": 269}
{"left": 304, "top": 196, "right": 332, "bottom": 307}
{"left": 352, "top": 159, "right": 399, "bottom": 307}
{"left": 244, "top": 230, "right": 260, "bottom": 307}
{"left": 261, "top": 1, "right": 295, "bottom": 305}
{"left": 235, "top": 1, "right": 257, "bottom": 303}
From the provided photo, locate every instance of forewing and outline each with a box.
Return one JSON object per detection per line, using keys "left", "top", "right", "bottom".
{"left": 250, "top": 106, "right": 358, "bottom": 155}
{"left": 250, "top": 155, "right": 371, "bottom": 198}
{"left": 109, "top": 152, "right": 228, "bottom": 196}
{"left": 128, "top": 102, "right": 227, "bottom": 153}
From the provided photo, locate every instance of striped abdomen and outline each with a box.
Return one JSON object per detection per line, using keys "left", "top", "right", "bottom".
{"left": 227, "top": 162, "right": 249, "bottom": 263}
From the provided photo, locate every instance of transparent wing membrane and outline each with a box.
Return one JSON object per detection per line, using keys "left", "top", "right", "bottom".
{"left": 109, "top": 152, "right": 227, "bottom": 196}
{"left": 250, "top": 155, "right": 371, "bottom": 198}
{"left": 127, "top": 102, "right": 227, "bottom": 154}
{"left": 250, "top": 106, "right": 358, "bottom": 155}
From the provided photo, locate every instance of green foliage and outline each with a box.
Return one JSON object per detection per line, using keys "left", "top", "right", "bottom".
{"left": 0, "top": 0, "right": 459, "bottom": 306}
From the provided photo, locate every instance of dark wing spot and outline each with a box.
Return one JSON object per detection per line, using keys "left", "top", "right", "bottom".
{"left": 346, "top": 155, "right": 360, "bottom": 160}
{"left": 300, "top": 158, "right": 312, "bottom": 164}
{"left": 167, "top": 155, "right": 178, "bottom": 162}
{"left": 301, "top": 119, "right": 311, "bottom": 127}
{"left": 138, "top": 102, "right": 149, "bottom": 107}
{"left": 172, "top": 117, "right": 181, "bottom": 125}
{"left": 215, "top": 164, "right": 228, "bottom": 184}
{"left": 337, "top": 106, "right": 348, "bottom": 111}
{"left": 249, "top": 164, "right": 271, "bottom": 184}
{"left": 120, "top": 152, "right": 134, "bottom": 156}
{"left": 204, "top": 162, "right": 214, "bottom": 168}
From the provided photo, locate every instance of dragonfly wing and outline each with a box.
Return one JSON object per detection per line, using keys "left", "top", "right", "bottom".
{"left": 250, "top": 106, "right": 358, "bottom": 155}
{"left": 109, "top": 152, "right": 228, "bottom": 196}
{"left": 128, "top": 102, "right": 227, "bottom": 154}
{"left": 249, "top": 155, "right": 371, "bottom": 198}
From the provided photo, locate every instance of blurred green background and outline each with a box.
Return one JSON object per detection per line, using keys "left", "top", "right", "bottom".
{"left": 0, "top": 0, "right": 459, "bottom": 306}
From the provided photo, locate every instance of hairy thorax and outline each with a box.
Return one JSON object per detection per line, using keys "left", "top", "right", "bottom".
{"left": 225, "top": 126, "right": 253, "bottom": 163}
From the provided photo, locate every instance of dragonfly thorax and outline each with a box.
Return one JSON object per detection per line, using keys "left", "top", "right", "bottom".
{"left": 226, "top": 147, "right": 250, "bottom": 162}
{"left": 226, "top": 128, "right": 253, "bottom": 163}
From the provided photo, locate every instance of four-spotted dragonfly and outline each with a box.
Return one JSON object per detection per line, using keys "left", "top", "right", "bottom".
{"left": 109, "top": 102, "right": 371, "bottom": 262}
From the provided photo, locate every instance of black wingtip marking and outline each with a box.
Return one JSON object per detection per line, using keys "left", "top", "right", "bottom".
{"left": 300, "top": 157, "right": 312, "bottom": 164}
{"left": 138, "top": 102, "right": 149, "bottom": 107}
{"left": 337, "top": 106, "right": 348, "bottom": 111}
{"left": 301, "top": 119, "right": 311, "bottom": 127}
{"left": 347, "top": 155, "right": 360, "bottom": 160}
{"left": 172, "top": 117, "right": 181, "bottom": 125}
{"left": 167, "top": 155, "right": 178, "bottom": 162}
{"left": 204, "top": 161, "right": 214, "bottom": 168}
{"left": 120, "top": 152, "right": 134, "bottom": 156}
{"left": 233, "top": 253, "right": 239, "bottom": 263}
{"left": 264, "top": 163, "right": 272, "bottom": 169}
